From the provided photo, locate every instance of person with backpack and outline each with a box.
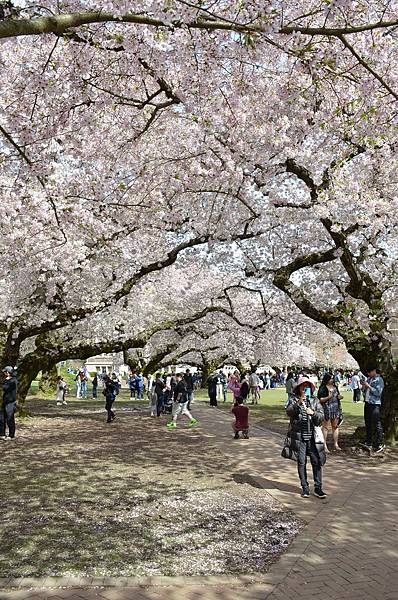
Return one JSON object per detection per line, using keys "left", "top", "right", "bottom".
{"left": 167, "top": 373, "right": 198, "bottom": 429}
{"left": 1, "top": 366, "right": 17, "bottom": 440}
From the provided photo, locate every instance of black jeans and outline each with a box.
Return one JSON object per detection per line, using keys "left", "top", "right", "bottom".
{"left": 297, "top": 437, "right": 322, "bottom": 491}
{"left": 105, "top": 397, "right": 115, "bottom": 422}
{"left": 0, "top": 401, "right": 16, "bottom": 438}
{"left": 364, "top": 403, "right": 383, "bottom": 447}
{"left": 353, "top": 389, "right": 361, "bottom": 403}
{"left": 209, "top": 393, "right": 217, "bottom": 407}
{"left": 156, "top": 393, "right": 164, "bottom": 417}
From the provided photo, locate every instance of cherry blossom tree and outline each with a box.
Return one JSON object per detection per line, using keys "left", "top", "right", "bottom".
{"left": 1, "top": 1, "right": 398, "bottom": 439}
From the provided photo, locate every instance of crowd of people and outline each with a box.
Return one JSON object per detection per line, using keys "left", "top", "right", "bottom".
{"left": 0, "top": 362, "right": 387, "bottom": 501}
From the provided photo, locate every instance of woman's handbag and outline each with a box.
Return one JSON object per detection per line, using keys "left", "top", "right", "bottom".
{"left": 281, "top": 430, "right": 297, "bottom": 460}
{"left": 314, "top": 425, "right": 325, "bottom": 444}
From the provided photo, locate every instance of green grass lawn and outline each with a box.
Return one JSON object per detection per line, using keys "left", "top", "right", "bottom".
{"left": 26, "top": 380, "right": 365, "bottom": 441}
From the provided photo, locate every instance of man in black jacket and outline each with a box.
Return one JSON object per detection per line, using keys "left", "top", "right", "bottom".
{"left": 1, "top": 366, "right": 17, "bottom": 440}
{"left": 184, "top": 369, "right": 194, "bottom": 409}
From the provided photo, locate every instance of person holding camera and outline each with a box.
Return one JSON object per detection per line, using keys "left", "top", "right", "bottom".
{"left": 285, "top": 375, "right": 327, "bottom": 498}
{"left": 1, "top": 366, "right": 17, "bottom": 440}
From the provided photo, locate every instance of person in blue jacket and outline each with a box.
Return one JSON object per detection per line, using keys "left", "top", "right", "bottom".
{"left": 362, "top": 366, "right": 385, "bottom": 452}
{"left": 136, "top": 373, "right": 145, "bottom": 399}
{"left": 128, "top": 371, "right": 138, "bottom": 399}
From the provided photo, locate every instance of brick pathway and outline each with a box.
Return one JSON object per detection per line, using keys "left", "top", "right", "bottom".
{"left": 1, "top": 403, "right": 398, "bottom": 600}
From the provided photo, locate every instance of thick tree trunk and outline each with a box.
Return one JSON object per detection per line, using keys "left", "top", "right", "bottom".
{"left": 201, "top": 357, "right": 225, "bottom": 386}
{"left": 16, "top": 360, "right": 41, "bottom": 413}
{"left": 39, "top": 364, "right": 58, "bottom": 395}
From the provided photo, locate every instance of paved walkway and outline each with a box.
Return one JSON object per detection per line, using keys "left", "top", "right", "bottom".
{"left": 1, "top": 403, "right": 398, "bottom": 600}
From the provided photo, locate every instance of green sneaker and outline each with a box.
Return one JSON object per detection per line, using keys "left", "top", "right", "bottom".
{"left": 167, "top": 422, "right": 177, "bottom": 429}
{"left": 188, "top": 418, "right": 198, "bottom": 428}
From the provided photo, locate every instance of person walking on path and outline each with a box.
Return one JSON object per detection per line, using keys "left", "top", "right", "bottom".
{"left": 351, "top": 371, "right": 361, "bottom": 403}
{"left": 318, "top": 373, "right": 342, "bottom": 452}
{"left": 56, "top": 376, "right": 68, "bottom": 406}
{"left": 286, "top": 375, "right": 327, "bottom": 499}
{"left": 232, "top": 396, "right": 249, "bottom": 439}
{"left": 103, "top": 374, "right": 117, "bottom": 423}
{"left": 167, "top": 373, "right": 198, "bottom": 430}
{"left": 1, "top": 366, "right": 17, "bottom": 440}
{"left": 362, "top": 366, "right": 385, "bottom": 452}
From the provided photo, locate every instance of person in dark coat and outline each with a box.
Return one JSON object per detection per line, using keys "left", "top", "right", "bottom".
{"left": 207, "top": 374, "right": 218, "bottom": 407}
{"left": 103, "top": 375, "right": 116, "bottom": 423}
{"left": 286, "top": 375, "right": 327, "bottom": 499}
{"left": 1, "top": 366, "right": 17, "bottom": 440}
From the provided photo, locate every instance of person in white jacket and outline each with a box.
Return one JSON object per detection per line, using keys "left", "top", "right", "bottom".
{"left": 56, "top": 376, "right": 68, "bottom": 406}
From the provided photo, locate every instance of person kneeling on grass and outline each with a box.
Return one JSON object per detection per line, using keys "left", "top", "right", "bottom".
{"left": 232, "top": 396, "right": 249, "bottom": 439}
{"left": 167, "top": 373, "right": 198, "bottom": 430}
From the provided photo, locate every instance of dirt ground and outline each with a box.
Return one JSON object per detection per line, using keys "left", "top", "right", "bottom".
{"left": 0, "top": 399, "right": 301, "bottom": 578}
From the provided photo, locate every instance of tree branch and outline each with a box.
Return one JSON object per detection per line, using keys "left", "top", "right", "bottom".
{"left": 0, "top": 11, "right": 397, "bottom": 40}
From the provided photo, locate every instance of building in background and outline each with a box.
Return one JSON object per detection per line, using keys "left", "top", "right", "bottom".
{"left": 85, "top": 353, "right": 128, "bottom": 376}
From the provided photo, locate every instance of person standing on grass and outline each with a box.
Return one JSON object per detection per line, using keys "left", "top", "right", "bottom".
{"left": 228, "top": 372, "right": 241, "bottom": 403}
{"left": 240, "top": 373, "right": 250, "bottom": 404}
{"left": 232, "top": 396, "right": 249, "bottom": 439}
{"left": 216, "top": 370, "right": 225, "bottom": 403}
{"left": 351, "top": 371, "right": 361, "bottom": 403}
{"left": 167, "top": 373, "right": 198, "bottom": 430}
{"left": 248, "top": 370, "right": 260, "bottom": 404}
{"left": 136, "top": 372, "right": 145, "bottom": 399}
{"left": 207, "top": 373, "right": 218, "bottom": 407}
{"left": 286, "top": 375, "right": 327, "bottom": 499}
{"left": 0, "top": 366, "right": 17, "bottom": 441}
{"left": 317, "top": 373, "right": 342, "bottom": 452}
{"left": 184, "top": 368, "right": 194, "bottom": 410}
{"left": 128, "top": 371, "right": 137, "bottom": 399}
{"left": 362, "top": 366, "right": 385, "bottom": 453}
{"left": 92, "top": 373, "right": 98, "bottom": 399}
